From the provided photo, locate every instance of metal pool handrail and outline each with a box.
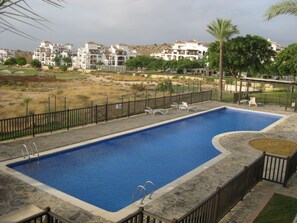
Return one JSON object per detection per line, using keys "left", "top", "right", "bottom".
{"left": 132, "top": 185, "right": 147, "bottom": 204}
{"left": 143, "top": 180, "right": 156, "bottom": 199}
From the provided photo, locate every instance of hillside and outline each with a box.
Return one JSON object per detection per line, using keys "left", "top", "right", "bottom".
{"left": 128, "top": 43, "right": 172, "bottom": 56}
{"left": 15, "top": 50, "right": 33, "bottom": 63}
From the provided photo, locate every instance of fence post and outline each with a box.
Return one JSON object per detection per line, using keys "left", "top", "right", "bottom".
{"left": 214, "top": 186, "right": 221, "bottom": 222}
{"left": 145, "top": 91, "right": 148, "bottom": 108}
{"left": 284, "top": 156, "right": 291, "bottom": 187}
{"left": 67, "top": 109, "right": 70, "bottom": 130}
{"left": 154, "top": 91, "right": 157, "bottom": 108}
{"left": 210, "top": 90, "right": 213, "bottom": 101}
{"left": 242, "top": 166, "right": 248, "bottom": 200}
{"left": 121, "top": 95, "right": 124, "bottom": 117}
{"left": 134, "top": 93, "right": 136, "bottom": 114}
{"left": 48, "top": 96, "right": 51, "bottom": 113}
{"left": 32, "top": 113, "right": 35, "bottom": 137}
{"left": 138, "top": 207, "right": 144, "bottom": 223}
{"left": 128, "top": 100, "right": 130, "bottom": 117}
{"left": 105, "top": 103, "right": 108, "bottom": 122}
{"left": 54, "top": 95, "right": 57, "bottom": 112}
{"left": 190, "top": 92, "right": 193, "bottom": 104}
{"left": 45, "top": 207, "right": 51, "bottom": 222}
{"left": 95, "top": 105, "right": 98, "bottom": 124}
{"left": 163, "top": 91, "right": 165, "bottom": 108}
{"left": 64, "top": 97, "right": 67, "bottom": 110}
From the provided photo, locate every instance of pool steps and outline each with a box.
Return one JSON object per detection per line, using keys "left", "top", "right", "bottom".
{"left": 132, "top": 180, "right": 156, "bottom": 204}
{"left": 21, "top": 142, "right": 40, "bottom": 162}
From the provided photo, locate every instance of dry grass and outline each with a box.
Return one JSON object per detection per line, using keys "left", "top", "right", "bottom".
{"left": 0, "top": 72, "right": 178, "bottom": 119}
{"left": 249, "top": 138, "right": 297, "bottom": 156}
{"left": 0, "top": 67, "right": 204, "bottom": 119}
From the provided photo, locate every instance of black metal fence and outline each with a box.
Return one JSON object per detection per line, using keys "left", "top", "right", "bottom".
{"left": 175, "top": 154, "right": 265, "bottom": 223}
{"left": 17, "top": 207, "right": 71, "bottom": 223}
{"left": 118, "top": 150, "right": 297, "bottom": 223}
{"left": 263, "top": 151, "right": 297, "bottom": 187}
{"left": 233, "top": 92, "right": 297, "bottom": 111}
{"left": 118, "top": 154, "right": 265, "bottom": 223}
{"left": 0, "top": 90, "right": 212, "bottom": 140}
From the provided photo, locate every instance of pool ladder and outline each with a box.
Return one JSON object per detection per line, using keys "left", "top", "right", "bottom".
{"left": 132, "top": 180, "right": 156, "bottom": 204}
{"left": 21, "top": 142, "right": 40, "bottom": 162}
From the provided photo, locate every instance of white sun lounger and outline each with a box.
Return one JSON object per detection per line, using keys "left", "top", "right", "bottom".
{"left": 144, "top": 107, "right": 169, "bottom": 115}
{"left": 171, "top": 102, "right": 180, "bottom": 109}
{"left": 248, "top": 97, "right": 257, "bottom": 106}
{"left": 179, "top": 102, "right": 199, "bottom": 112}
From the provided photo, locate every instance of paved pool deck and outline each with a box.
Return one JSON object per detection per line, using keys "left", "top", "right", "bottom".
{"left": 0, "top": 101, "right": 296, "bottom": 223}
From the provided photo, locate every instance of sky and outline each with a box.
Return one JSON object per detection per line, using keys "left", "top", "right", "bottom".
{"left": 1, "top": 0, "right": 296, "bottom": 51}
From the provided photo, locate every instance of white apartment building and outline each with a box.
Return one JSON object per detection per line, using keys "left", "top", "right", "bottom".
{"left": 151, "top": 40, "right": 208, "bottom": 61}
{"left": 72, "top": 42, "right": 104, "bottom": 69}
{"left": 32, "top": 41, "right": 74, "bottom": 66}
{"left": 268, "top": 39, "right": 285, "bottom": 53}
{"left": 0, "top": 48, "right": 15, "bottom": 63}
{"left": 104, "top": 44, "right": 137, "bottom": 66}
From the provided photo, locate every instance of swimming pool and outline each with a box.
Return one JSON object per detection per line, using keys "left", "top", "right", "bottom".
{"left": 8, "top": 107, "right": 282, "bottom": 213}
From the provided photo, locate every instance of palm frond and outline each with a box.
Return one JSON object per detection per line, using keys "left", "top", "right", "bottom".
{"left": 206, "top": 18, "right": 239, "bottom": 43}
{"left": 0, "top": 0, "right": 64, "bottom": 39}
{"left": 265, "top": 0, "right": 297, "bottom": 20}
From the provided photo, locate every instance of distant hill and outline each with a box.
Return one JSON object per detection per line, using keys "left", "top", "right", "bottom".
{"left": 15, "top": 50, "right": 33, "bottom": 63}
{"left": 128, "top": 43, "right": 172, "bottom": 56}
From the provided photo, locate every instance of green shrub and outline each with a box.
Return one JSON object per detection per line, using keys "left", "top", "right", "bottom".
{"left": 131, "top": 83, "right": 146, "bottom": 91}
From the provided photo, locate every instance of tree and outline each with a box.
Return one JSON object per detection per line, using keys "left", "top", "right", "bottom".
{"left": 206, "top": 18, "right": 239, "bottom": 101}
{"left": 208, "top": 35, "right": 275, "bottom": 91}
{"left": 62, "top": 56, "right": 72, "bottom": 67}
{"left": 265, "top": 0, "right": 297, "bottom": 20}
{"left": 30, "top": 59, "right": 42, "bottom": 68}
{"left": 3, "top": 57, "right": 16, "bottom": 65}
{"left": 274, "top": 43, "right": 297, "bottom": 79}
{"left": 16, "top": 56, "right": 27, "bottom": 66}
{"left": 0, "top": 1, "right": 64, "bottom": 39}
{"left": 155, "top": 80, "right": 174, "bottom": 93}
{"left": 53, "top": 56, "right": 62, "bottom": 67}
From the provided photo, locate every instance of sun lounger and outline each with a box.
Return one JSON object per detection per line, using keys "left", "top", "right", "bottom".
{"left": 171, "top": 102, "right": 179, "bottom": 109}
{"left": 144, "top": 107, "right": 168, "bottom": 115}
{"left": 248, "top": 97, "right": 257, "bottom": 106}
{"left": 179, "top": 102, "right": 199, "bottom": 112}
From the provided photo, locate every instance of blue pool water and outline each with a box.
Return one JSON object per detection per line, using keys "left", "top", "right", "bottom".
{"left": 10, "top": 108, "right": 281, "bottom": 212}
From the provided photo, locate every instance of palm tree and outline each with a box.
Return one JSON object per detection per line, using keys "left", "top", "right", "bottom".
{"left": 206, "top": 18, "right": 239, "bottom": 101}
{"left": 265, "top": 0, "right": 297, "bottom": 20}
